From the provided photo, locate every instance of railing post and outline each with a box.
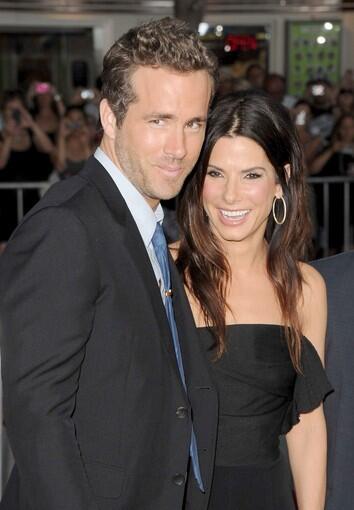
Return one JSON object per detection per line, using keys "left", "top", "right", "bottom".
{"left": 16, "top": 189, "right": 24, "bottom": 223}
{"left": 323, "top": 182, "right": 329, "bottom": 257}
{"left": 344, "top": 180, "right": 351, "bottom": 252}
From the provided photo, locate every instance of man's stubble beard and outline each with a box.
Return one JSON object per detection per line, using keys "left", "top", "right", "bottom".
{"left": 114, "top": 138, "right": 191, "bottom": 203}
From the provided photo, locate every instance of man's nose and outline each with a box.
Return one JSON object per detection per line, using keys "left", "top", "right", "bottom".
{"left": 164, "top": 127, "right": 187, "bottom": 160}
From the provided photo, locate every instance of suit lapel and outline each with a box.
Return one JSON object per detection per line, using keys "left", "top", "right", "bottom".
{"left": 170, "top": 259, "right": 218, "bottom": 490}
{"left": 169, "top": 258, "right": 215, "bottom": 390}
{"left": 79, "top": 157, "right": 185, "bottom": 389}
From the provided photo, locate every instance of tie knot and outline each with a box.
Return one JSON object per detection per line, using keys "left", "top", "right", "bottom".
{"left": 152, "top": 222, "right": 167, "bottom": 252}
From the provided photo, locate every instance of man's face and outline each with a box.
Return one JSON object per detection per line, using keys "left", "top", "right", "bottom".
{"left": 101, "top": 66, "right": 212, "bottom": 209}
{"left": 265, "top": 78, "right": 285, "bottom": 103}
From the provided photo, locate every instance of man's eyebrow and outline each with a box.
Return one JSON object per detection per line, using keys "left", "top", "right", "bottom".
{"left": 143, "top": 113, "right": 207, "bottom": 123}
{"left": 187, "top": 116, "right": 207, "bottom": 123}
{"left": 143, "top": 113, "right": 175, "bottom": 120}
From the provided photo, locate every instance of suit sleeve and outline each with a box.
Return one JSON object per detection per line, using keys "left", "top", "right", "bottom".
{"left": 0, "top": 206, "right": 100, "bottom": 509}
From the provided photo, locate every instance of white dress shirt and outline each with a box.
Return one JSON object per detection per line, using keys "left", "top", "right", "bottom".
{"left": 94, "top": 147, "right": 166, "bottom": 302}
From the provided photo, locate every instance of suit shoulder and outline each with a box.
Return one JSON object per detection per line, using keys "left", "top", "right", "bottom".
{"left": 311, "top": 251, "right": 354, "bottom": 280}
{"left": 31, "top": 174, "right": 96, "bottom": 213}
{"left": 5, "top": 175, "right": 101, "bottom": 256}
{"left": 18, "top": 172, "right": 108, "bottom": 236}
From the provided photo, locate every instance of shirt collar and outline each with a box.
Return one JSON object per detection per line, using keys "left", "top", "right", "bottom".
{"left": 94, "top": 147, "right": 164, "bottom": 247}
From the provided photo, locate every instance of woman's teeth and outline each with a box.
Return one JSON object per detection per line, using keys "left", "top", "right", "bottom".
{"left": 220, "top": 209, "right": 250, "bottom": 218}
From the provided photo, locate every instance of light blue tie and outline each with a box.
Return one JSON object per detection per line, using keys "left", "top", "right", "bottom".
{"left": 152, "top": 222, "right": 204, "bottom": 492}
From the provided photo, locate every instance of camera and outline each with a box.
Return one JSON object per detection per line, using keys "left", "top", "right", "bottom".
{"left": 311, "top": 84, "right": 325, "bottom": 97}
{"left": 295, "top": 110, "right": 307, "bottom": 126}
{"left": 68, "top": 121, "right": 82, "bottom": 131}
{"left": 12, "top": 108, "right": 22, "bottom": 125}
{"left": 80, "top": 89, "right": 95, "bottom": 100}
{"left": 35, "top": 82, "right": 52, "bottom": 95}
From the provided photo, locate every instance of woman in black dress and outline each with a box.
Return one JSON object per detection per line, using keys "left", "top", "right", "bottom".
{"left": 176, "top": 91, "right": 332, "bottom": 509}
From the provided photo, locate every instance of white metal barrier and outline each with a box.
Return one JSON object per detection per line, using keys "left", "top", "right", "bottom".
{"left": 308, "top": 176, "right": 354, "bottom": 256}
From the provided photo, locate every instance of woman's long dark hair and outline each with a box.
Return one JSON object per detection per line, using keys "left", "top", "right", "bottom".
{"left": 177, "top": 91, "right": 312, "bottom": 371}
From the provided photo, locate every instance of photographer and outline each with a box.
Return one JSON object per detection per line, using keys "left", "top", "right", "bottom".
{"left": 310, "top": 114, "right": 354, "bottom": 253}
{"left": 305, "top": 78, "right": 336, "bottom": 141}
{"left": 310, "top": 114, "right": 354, "bottom": 176}
{"left": 28, "top": 81, "right": 66, "bottom": 143}
{"left": 54, "top": 105, "right": 94, "bottom": 179}
{"left": 0, "top": 90, "right": 54, "bottom": 171}
{"left": 291, "top": 99, "right": 323, "bottom": 170}
{"left": 0, "top": 90, "right": 54, "bottom": 243}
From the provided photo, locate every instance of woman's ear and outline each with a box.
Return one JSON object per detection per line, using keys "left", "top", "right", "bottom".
{"left": 284, "top": 163, "right": 291, "bottom": 182}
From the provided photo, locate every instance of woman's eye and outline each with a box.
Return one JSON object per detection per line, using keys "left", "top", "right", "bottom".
{"left": 245, "top": 172, "right": 261, "bottom": 179}
{"left": 207, "top": 169, "right": 222, "bottom": 177}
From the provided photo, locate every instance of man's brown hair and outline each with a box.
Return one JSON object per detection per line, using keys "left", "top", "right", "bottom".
{"left": 101, "top": 17, "right": 218, "bottom": 126}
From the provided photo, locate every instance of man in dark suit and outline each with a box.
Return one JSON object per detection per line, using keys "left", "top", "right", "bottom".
{"left": 312, "top": 251, "right": 354, "bottom": 510}
{"left": 0, "top": 17, "right": 219, "bottom": 510}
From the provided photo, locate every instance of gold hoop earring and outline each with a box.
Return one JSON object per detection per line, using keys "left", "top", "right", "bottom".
{"left": 272, "top": 196, "right": 287, "bottom": 225}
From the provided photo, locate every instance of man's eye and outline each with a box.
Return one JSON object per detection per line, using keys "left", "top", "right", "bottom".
{"left": 187, "top": 120, "right": 202, "bottom": 130}
{"left": 149, "top": 119, "right": 164, "bottom": 126}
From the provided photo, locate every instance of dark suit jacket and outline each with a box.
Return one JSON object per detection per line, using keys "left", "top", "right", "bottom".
{"left": 0, "top": 156, "right": 218, "bottom": 510}
{"left": 312, "top": 252, "right": 354, "bottom": 510}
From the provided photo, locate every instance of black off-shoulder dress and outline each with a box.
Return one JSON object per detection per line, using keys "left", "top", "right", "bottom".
{"left": 198, "top": 324, "right": 333, "bottom": 510}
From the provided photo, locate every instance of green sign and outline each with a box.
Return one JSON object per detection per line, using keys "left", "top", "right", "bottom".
{"left": 287, "top": 21, "right": 341, "bottom": 96}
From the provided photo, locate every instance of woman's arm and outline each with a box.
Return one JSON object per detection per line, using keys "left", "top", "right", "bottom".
{"left": 54, "top": 119, "right": 70, "bottom": 173}
{"left": 286, "top": 405, "right": 327, "bottom": 510}
{"left": 310, "top": 140, "right": 345, "bottom": 175}
{"left": 19, "top": 106, "right": 54, "bottom": 154}
{"left": 0, "top": 133, "right": 13, "bottom": 169}
{"left": 0, "top": 118, "right": 18, "bottom": 169}
{"left": 286, "top": 265, "right": 327, "bottom": 510}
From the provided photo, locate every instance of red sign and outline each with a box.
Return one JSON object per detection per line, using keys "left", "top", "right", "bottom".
{"left": 225, "top": 34, "right": 258, "bottom": 52}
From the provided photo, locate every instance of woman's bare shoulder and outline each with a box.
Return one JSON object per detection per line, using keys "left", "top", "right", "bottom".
{"left": 299, "top": 262, "right": 327, "bottom": 360}
{"left": 299, "top": 262, "right": 326, "bottom": 298}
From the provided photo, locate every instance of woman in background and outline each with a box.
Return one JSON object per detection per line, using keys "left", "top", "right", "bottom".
{"left": 28, "top": 81, "right": 65, "bottom": 144}
{"left": 54, "top": 105, "right": 94, "bottom": 180}
{"left": 176, "top": 91, "right": 332, "bottom": 509}
{"left": 310, "top": 113, "right": 354, "bottom": 253}
{"left": 0, "top": 90, "right": 54, "bottom": 245}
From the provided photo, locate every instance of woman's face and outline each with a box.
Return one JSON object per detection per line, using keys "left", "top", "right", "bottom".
{"left": 337, "top": 91, "right": 354, "bottom": 112}
{"left": 202, "top": 135, "right": 283, "bottom": 245}
{"left": 66, "top": 109, "right": 86, "bottom": 128}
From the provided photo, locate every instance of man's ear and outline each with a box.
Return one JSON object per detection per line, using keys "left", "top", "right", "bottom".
{"left": 99, "top": 99, "right": 117, "bottom": 140}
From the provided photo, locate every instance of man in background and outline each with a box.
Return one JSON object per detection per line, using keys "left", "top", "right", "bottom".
{"left": 312, "top": 251, "right": 354, "bottom": 510}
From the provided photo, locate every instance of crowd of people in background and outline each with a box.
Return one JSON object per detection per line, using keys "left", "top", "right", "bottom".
{"left": 0, "top": 66, "right": 353, "bottom": 255}
{"left": 0, "top": 80, "right": 102, "bottom": 251}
